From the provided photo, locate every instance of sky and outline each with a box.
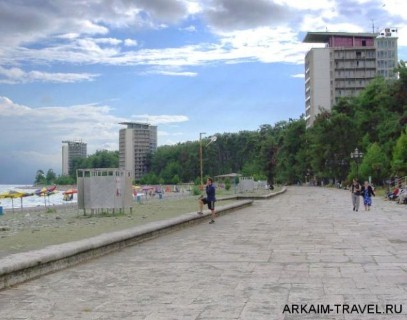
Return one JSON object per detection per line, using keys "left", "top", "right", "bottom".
{"left": 0, "top": 0, "right": 406, "bottom": 184}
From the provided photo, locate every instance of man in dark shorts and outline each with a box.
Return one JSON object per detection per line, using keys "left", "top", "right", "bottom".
{"left": 198, "top": 177, "right": 216, "bottom": 224}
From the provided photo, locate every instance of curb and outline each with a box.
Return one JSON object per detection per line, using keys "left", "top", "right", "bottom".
{"left": 237, "top": 187, "right": 287, "bottom": 200}
{"left": 0, "top": 199, "right": 253, "bottom": 290}
{"left": 219, "top": 186, "right": 287, "bottom": 201}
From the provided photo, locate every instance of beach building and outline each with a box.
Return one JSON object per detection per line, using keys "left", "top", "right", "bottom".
{"left": 62, "top": 140, "right": 87, "bottom": 176}
{"left": 303, "top": 28, "right": 398, "bottom": 127}
{"left": 119, "top": 122, "right": 157, "bottom": 181}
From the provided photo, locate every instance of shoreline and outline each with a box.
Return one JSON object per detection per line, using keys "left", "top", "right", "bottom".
{"left": 0, "top": 184, "right": 77, "bottom": 212}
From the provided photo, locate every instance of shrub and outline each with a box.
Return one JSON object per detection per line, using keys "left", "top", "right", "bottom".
{"left": 192, "top": 185, "right": 201, "bottom": 196}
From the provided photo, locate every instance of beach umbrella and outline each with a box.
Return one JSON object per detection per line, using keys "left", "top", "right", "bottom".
{"left": 63, "top": 188, "right": 77, "bottom": 201}
{"left": 0, "top": 190, "right": 34, "bottom": 212}
{"left": 132, "top": 185, "right": 141, "bottom": 196}
{"left": 34, "top": 185, "right": 57, "bottom": 196}
{"left": 63, "top": 188, "right": 77, "bottom": 194}
{"left": 35, "top": 185, "right": 57, "bottom": 206}
{"left": 16, "top": 191, "right": 35, "bottom": 211}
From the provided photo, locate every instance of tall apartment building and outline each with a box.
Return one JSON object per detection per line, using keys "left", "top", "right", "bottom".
{"left": 303, "top": 28, "right": 398, "bottom": 127}
{"left": 62, "top": 140, "right": 87, "bottom": 175}
{"left": 119, "top": 122, "right": 157, "bottom": 181}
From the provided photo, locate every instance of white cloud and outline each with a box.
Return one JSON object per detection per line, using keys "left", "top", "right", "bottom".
{"left": 0, "top": 0, "right": 405, "bottom": 73}
{"left": 0, "top": 96, "right": 124, "bottom": 151}
{"left": 203, "top": 0, "right": 294, "bottom": 31}
{"left": 94, "top": 38, "right": 123, "bottom": 46}
{"left": 161, "top": 70, "right": 197, "bottom": 76}
{"left": 131, "top": 114, "right": 189, "bottom": 125}
{"left": 124, "top": 39, "right": 138, "bottom": 46}
{"left": 275, "top": 0, "right": 336, "bottom": 11}
{"left": 158, "top": 131, "right": 170, "bottom": 137}
{"left": 185, "top": 0, "right": 203, "bottom": 14}
{"left": 159, "top": 139, "right": 179, "bottom": 146}
{"left": 146, "top": 70, "right": 198, "bottom": 76}
{"left": 291, "top": 73, "right": 304, "bottom": 78}
{"left": 57, "top": 33, "right": 80, "bottom": 40}
{"left": 181, "top": 25, "right": 197, "bottom": 32}
{"left": 0, "top": 96, "right": 31, "bottom": 116}
{"left": 0, "top": 66, "right": 99, "bottom": 84}
{"left": 0, "top": 0, "right": 193, "bottom": 47}
{"left": 215, "top": 27, "right": 307, "bottom": 64}
{"left": 137, "top": 0, "right": 189, "bottom": 22}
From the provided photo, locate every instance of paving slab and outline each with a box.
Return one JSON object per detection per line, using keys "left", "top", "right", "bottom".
{"left": 0, "top": 186, "right": 406, "bottom": 320}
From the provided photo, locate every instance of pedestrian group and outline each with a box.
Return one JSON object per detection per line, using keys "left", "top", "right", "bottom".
{"left": 351, "top": 178, "right": 375, "bottom": 212}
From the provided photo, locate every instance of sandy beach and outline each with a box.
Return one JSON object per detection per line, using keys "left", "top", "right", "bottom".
{"left": 0, "top": 191, "right": 238, "bottom": 258}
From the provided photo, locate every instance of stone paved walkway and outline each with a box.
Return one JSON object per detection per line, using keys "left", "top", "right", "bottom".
{"left": 0, "top": 186, "right": 406, "bottom": 320}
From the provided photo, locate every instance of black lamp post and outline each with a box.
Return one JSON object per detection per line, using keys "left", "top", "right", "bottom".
{"left": 199, "top": 133, "right": 217, "bottom": 187}
{"left": 350, "top": 147, "right": 363, "bottom": 178}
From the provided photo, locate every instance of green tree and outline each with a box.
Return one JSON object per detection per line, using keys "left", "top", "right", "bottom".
{"left": 224, "top": 179, "right": 231, "bottom": 191}
{"left": 159, "top": 161, "right": 182, "bottom": 184}
{"left": 393, "top": 60, "right": 407, "bottom": 118}
{"left": 353, "top": 75, "right": 405, "bottom": 158}
{"left": 359, "top": 143, "right": 388, "bottom": 184}
{"left": 34, "top": 170, "right": 46, "bottom": 185}
{"left": 55, "top": 175, "right": 75, "bottom": 185}
{"left": 391, "top": 128, "right": 407, "bottom": 176}
{"left": 139, "top": 173, "right": 159, "bottom": 185}
{"left": 45, "top": 169, "right": 57, "bottom": 184}
{"left": 241, "top": 161, "right": 263, "bottom": 179}
{"left": 256, "top": 123, "right": 282, "bottom": 185}
{"left": 308, "top": 111, "right": 355, "bottom": 183}
{"left": 274, "top": 118, "right": 307, "bottom": 184}
{"left": 172, "top": 174, "right": 180, "bottom": 185}
{"left": 69, "top": 150, "right": 119, "bottom": 181}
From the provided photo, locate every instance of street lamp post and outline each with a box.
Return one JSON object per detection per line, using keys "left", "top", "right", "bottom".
{"left": 350, "top": 147, "right": 363, "bottom": 178}
{"left": 199, "top": 133, "right": 217, "bottom": 188}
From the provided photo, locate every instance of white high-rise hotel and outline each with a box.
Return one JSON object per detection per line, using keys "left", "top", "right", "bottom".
{"left": 303, "top": 28, "right": 398, "bottom": 127}
{"left": 62, "top": 140, "right": 87, "bottom": 176}
{"left": 119, "top": 122, "right": 157, "bottom": 181}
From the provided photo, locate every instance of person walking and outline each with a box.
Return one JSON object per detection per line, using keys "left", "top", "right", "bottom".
{"left": 351, "top": 178, "right": 361, "bottom": 212}
{"left": 197, "top": 177, "right": 217, "bottom": 224}
{"left": 361, "top": 181, "right": 375, "bottom": 211}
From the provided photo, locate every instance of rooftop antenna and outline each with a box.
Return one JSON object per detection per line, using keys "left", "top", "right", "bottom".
{"left": 371, "top": 19, "right": 375, "bottom": 33}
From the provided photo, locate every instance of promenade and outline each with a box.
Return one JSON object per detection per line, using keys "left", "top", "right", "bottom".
{"left": 0, "top": 186, "right": 406, "bottom": 320}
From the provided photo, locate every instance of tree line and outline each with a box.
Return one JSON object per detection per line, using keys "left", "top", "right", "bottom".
{"left": 35, "top": 62, "right": 407, "bottom": 186}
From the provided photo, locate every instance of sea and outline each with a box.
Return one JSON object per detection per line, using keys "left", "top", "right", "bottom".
{"left": 0, "top": 184, "right": 77, "bottom": 210}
